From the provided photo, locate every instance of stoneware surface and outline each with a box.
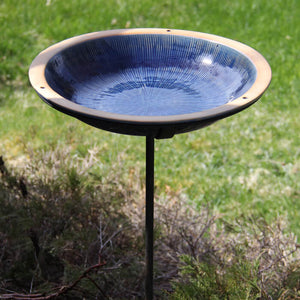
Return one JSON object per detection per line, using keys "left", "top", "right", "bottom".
{"left": 29, "top": 28, "right": 271, "bottom": 138}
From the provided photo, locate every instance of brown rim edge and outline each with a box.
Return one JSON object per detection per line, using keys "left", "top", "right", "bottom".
{"left": 28, "top": 28, "right": 272, "bottom": 125}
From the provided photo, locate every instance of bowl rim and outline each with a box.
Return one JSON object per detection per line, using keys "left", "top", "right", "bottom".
{"left": 28, "top": 28, "right": 271, "bottom": 125}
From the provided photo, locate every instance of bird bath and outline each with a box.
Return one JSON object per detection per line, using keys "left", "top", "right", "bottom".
{"left": 29, "top": 28, "right": 271, "bottom": 299}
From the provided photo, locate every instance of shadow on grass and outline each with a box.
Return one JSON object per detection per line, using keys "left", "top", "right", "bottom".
{"left": 0, "top": 154, "right": 147, "bottom": 299}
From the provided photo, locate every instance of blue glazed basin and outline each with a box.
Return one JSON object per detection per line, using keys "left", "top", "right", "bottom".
{"left": 29, "top": 29, "right": 271, "bottom": 138}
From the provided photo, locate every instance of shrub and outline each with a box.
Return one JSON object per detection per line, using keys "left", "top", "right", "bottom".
{"left": 0, "top": 149, "right": 299, "bottom": 299}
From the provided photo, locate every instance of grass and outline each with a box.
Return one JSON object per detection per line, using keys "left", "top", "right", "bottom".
{"left": 0, "top": 0, "right": 299, "bottom": 297}
{"left": 1, "top": 0, "right": 299, "bottom": 234}
{"left": 1, "top": 154, "right": 299, "bottom": 298}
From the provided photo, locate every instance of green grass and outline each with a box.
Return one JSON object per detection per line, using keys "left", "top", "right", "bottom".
{"left": 1, "top": 0, "right": 299, "bottom": 236}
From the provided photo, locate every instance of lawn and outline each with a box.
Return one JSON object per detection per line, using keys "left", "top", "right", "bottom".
{"left": 0, "top": 0, "right": 299, "bottom": 297}
{"left": 1, "top": 0, "right": 299, "bottom": 231}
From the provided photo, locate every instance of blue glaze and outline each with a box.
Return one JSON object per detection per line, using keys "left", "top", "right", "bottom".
{"left": 45, "top": 34, "right": 257, "bottom": 116}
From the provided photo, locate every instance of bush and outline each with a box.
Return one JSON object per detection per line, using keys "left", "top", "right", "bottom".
{"left": 0, "top": 149, "right": 299, "bottom": 299}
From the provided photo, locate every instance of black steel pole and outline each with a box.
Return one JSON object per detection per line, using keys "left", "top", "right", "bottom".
{"left": 145, "top": 135, "right": 154, "bottom": 300}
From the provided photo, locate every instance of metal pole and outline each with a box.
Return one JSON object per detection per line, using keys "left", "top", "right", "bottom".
{"left": 145, "top": 135, "right": 154, "bottom": 300}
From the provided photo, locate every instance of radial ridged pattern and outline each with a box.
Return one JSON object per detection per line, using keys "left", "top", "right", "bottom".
{"left": 45, "top": 34, "right": 257, "bottom": 116}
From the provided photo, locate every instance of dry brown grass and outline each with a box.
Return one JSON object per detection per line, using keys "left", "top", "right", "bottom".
{"left": 0, "top": 148, "right": 299, "bottom": 299}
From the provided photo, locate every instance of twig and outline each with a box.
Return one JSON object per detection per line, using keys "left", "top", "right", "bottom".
{"left": 0, "top": 261, "right": 106, "bottom": 300}
{"left": 258, "top": 248, "right": 298, "bottom": 275}
{"left": 85, "top": 275, "right": 107, "bottom": 299}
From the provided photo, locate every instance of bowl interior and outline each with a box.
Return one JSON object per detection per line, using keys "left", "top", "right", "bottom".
{"left": 45, "top": 34, "right": 257, "bottom": 117}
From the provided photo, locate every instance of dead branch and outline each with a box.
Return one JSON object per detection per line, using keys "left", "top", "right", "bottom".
{"left": 0, "top": 261, "right": 106, "bottom": 300}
